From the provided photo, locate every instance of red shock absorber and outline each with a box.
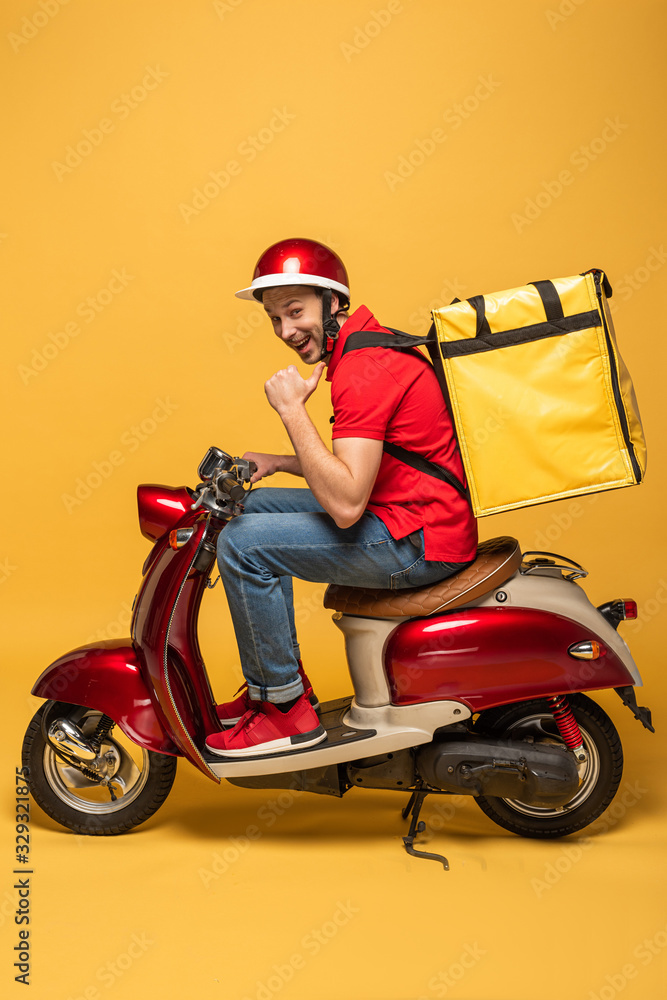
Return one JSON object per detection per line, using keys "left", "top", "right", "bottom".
{"left": 548, "top": 695, "right": 587, "bottom": 761}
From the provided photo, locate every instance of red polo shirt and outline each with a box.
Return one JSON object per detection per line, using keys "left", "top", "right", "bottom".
{"left": 325, "top": 306, "right": 478, "bottom": 562}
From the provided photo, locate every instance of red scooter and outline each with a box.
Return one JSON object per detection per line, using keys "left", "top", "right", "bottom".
{"left": 23, "top": 447, "right": 654, "bottom": 868}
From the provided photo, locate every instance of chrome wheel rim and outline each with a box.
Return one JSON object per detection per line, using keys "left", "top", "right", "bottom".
{"left": 497, "top": 712, "right": 600, "bottom": 818}
{"left": 43, "top": 712, "right": 150, "bottom": 815}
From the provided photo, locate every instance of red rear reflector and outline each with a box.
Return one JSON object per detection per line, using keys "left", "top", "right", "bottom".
{"left": 623, "top": 600, "right": 638, "bottom": 620}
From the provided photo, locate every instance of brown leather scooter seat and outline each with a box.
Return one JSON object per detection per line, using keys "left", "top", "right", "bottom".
{"left": 323, "top": 536, "right": 521, "bottom": 619}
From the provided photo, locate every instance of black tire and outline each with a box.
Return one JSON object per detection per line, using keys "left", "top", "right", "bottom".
{"left": 472, "top": 693, "right": 623, "bottom": 839}
{"left": 22, "top": 702, "right": 178, "bottom": 836}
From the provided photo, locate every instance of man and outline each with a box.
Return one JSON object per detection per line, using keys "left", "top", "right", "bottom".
{"left": 205, "top": 238, "right": 477, "bottom": 758}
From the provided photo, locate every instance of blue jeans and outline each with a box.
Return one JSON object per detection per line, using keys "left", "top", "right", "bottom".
{"left": 216, "top": 487, "right": 470, "bottom": 703}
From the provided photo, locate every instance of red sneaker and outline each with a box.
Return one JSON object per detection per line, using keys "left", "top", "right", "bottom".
{"left": 206, "top": 694, "right": 326, "bottom": 758}
{"left": 214, "top": 682, "right": 255, "bottom": 727}
{"left": 214, "top": 662, "right": 319, "bottom": 727}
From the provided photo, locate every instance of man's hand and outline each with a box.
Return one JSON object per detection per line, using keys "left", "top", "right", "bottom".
{"left": 261, "top": 361, "right": 383, "bottom": 528}
{"left": 264, "top": 362, "right": 326, "bottom": 415}
{"left": 241, "top": 451, "right": 303, "bottom": 483}
{"left": 241, "top": 452, "right": 279, "bottom": 483}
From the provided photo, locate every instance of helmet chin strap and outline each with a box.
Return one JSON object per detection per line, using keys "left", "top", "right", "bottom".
{"left": 319, "top": 287, "right": 342, "bottom": 362}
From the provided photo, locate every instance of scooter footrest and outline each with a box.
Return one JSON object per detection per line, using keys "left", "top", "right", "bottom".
{"left": 317, "top": 696, "right": 377, "bottom": 746}
{"left": 201, "top": 696, "right": 376, "bottom": 763}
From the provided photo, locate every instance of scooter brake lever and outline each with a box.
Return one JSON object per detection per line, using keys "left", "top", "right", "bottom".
{"left": 190, "top": 487, "right": 209, "bottom": 511}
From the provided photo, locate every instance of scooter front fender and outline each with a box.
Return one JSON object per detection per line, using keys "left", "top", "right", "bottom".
{"left": 32, "top": 639, "right": 180, "bottom": 756}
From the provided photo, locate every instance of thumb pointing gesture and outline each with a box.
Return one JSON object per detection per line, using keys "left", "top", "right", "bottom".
{"left": 303, "top": 361, "right": 326, "bottom": 401}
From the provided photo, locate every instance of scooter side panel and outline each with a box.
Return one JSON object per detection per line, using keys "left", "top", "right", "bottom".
{"left": 386, "top": 606, "right": 636, "bottom": 711}
{"left": 471, "top": 570, "right": 642, "bottom": 685}
{"left": 31, "top": 640, "right": 180, "bottom": 755}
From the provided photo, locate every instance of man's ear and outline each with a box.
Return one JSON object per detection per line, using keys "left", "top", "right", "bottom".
{"left": 331, "top": 292, "right": 340, "bottom": 313}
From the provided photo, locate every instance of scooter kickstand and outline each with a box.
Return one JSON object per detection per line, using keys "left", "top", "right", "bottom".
{"left": 401, "top": 789, "right": 418, "bottom": 821}
{"left": 402, "top": 789, "right": 449, "bottom": 871}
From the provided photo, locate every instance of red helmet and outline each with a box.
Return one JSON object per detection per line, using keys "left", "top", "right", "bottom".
{"left": 235, "top": 238, "right": 350, "bottom": 304}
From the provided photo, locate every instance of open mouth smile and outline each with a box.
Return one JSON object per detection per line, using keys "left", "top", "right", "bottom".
{"left": 290, "top": 335, "right": 311, "bottom": 353}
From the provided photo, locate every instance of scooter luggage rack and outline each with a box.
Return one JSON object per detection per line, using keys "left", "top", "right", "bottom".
{"left": 520, "top": 550, "right": 588, "bottom": 581}
{"left": 201, "top": 697, "right": 377, "bottom": 765}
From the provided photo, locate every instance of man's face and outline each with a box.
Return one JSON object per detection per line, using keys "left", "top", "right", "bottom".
{"left": 262, "top": 285, "right": 338, "bottom": 365}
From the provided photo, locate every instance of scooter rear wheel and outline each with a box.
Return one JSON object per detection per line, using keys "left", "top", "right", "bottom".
{"left": 22, "top": 702, "right": 178, "bottom": 836}
{"left": 472, "top": 693, "right": 623, "bottom": 839}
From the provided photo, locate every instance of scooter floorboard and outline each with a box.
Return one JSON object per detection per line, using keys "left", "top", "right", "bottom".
{"left": 201, "top": 696, "right": 376, "bottom": 764}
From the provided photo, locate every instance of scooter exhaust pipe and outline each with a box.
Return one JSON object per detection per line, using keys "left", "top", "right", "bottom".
{"left": 47, "top": 718, "right": 99, "bottom": 762}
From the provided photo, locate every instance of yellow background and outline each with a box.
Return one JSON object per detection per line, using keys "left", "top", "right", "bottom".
{"left": 2, "top": 1, "right": 666, "bottom": 997}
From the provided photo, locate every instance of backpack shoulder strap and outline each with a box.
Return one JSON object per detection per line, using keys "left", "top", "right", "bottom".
{"left": 382, "top": 442, "right": 470, "bottom": 501}
{"left": 341, "top": 327, "right": 433, "bottom": 355}
{"left": 339, "top": 325, "right": 470, "bottom": 503}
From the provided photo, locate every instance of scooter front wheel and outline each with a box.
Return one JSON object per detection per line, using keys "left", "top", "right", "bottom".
{"left": 22, "top": 702, "right": 177, "bottom": 836}
{"left": 472, "top": 693, "right": 623, "bottom": 839}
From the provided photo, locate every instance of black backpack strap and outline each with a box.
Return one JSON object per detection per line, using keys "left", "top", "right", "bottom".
{"left": 382, "top": 442, "right": 470, "bottom": 501}
{"left": 530, "top": 280, "right": 564, "bottom": 322}
{"left": 341, "top": 327, "right": 433, "bottom": 354}
{"left": 340, "top": 324, "right": 470, "bottom": 503}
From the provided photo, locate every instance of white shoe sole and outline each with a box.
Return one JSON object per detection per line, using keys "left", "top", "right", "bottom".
{"left": 207, "top": 725, "right": 327, "bottom": 758}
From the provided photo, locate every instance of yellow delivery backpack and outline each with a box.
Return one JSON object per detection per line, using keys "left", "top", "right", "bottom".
{"left": 429, "top": 268, "right": 646, "bottom": 516}
{"left": 343, "top": 268, "right": 646, "bottom": 518}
